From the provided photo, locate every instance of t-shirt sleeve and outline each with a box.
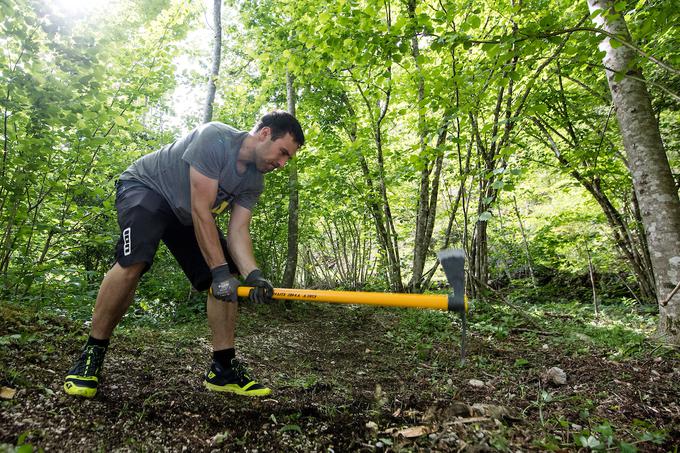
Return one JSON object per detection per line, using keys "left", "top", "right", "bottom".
{"left": 181, "top": 124, "right": 226, "bottom": 179}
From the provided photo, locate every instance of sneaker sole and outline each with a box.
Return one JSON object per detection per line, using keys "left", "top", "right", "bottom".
{"left": 203, "top": 381, "right": 272, "bottom": 397}
{"left": 64, "top": 381, "right": 97, "bottom": 398}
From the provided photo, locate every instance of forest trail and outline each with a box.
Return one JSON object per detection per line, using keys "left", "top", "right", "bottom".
{"left": 1, "top": 302, "right": 678, "bottom": 451}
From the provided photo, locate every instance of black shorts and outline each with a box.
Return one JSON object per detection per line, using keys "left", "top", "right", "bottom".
{"left": 113, "top": 180, "right": 237, "bottom": 291}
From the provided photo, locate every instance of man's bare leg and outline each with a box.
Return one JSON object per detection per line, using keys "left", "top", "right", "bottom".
{"left": 207, "top": 292, "right": 238, "bottom": 350}
{"left": 64, "top": 261, "right": 146, "bottom": 397}
{"left": 91, "top": 262, "right": 146, "bottom": 340}
{"left": 204, "top": 291, "right": 270, "bottom": 396}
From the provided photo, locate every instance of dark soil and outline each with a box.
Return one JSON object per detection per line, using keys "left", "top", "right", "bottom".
{"left": 1, "top": 302, "right": 678, "bottom": 452}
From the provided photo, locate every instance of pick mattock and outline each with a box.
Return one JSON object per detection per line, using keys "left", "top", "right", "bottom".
{"left": 237, "top": 248, "right": 469, "bottom": 363}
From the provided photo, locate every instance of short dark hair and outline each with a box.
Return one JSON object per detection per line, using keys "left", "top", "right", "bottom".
{"left": 255, "top": 111, "right": 305, "bottom": 147}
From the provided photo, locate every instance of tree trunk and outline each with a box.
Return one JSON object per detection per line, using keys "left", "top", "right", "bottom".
{"left": 202, "top": 0, "right": 222, "bottom": 124}
{"left": 282, "top": 70, "right": 299, "bottom": 288}
{"left": 587, "top": 0, "right": 680, "bottom": 343}
{"left": 407, "top": 0, "right": 428, "bottom": 293}
{"left": 350, "top": 79, "right": 403, "bottom": 289}
{"left": 586, "top": 244, "right": 599, "bottom": 317}
{"left": 513, "top": 195, "right": 536, "bottom": 286}
{"left": 340, "top": 95, "right": 400, "bottom": 291}
{"left": 373, "top": 108, "right": 404, "bottom": 292}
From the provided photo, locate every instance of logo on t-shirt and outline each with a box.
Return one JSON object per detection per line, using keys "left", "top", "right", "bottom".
{"left": 211, "top": 187, "right": 233, "bottom": 215}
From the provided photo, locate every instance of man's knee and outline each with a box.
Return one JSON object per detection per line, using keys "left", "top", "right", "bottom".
{"left": 111, "top": 261, "right": 147, "bottom": 281}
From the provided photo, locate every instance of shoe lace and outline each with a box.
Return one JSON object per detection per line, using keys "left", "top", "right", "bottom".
{"left": 230, "top": 359, "right": 253, "bottom": 381}
{"left": 72, "top": 345, "right": 106, "bottom": 376}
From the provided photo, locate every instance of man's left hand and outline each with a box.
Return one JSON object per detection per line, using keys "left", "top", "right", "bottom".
{"left": 244, "top": 269, "right": 274, "bottom": 304}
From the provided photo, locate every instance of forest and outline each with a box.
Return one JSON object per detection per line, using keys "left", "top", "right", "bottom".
{"left": 0, "top": 0, "right": 678, "bottom": 451}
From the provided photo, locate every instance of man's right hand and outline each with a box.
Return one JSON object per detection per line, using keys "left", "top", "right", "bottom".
{"left": 210, "top": 264, "right": 240, "bottom": 302}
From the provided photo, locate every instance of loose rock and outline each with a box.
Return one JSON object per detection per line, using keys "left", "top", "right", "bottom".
{"left": 468, "top": 379, "right": 485, "bottom": 388}
{"left": 544, "top": 367, "right": 567, "bottom": 386}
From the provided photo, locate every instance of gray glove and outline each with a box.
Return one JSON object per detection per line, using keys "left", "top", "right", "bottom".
{"left": 244, "top": 269, "right": 274, "bottom": 304}
{"left": 210, "top": 264, "right": 240, "bottom": 302}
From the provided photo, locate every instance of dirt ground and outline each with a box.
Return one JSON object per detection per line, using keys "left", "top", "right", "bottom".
{"left": 1, "top": 301, "right": 678, "bottom": 452}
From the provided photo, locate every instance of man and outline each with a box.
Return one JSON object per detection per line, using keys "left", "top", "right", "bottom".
{"left": 63, "top": 111, "right": 304, "bottom": 398}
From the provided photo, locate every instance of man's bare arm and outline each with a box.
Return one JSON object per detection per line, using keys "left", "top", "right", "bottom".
{"left": 227, "top": 204, "right": 258, "bottom": 277}
{"left": 189, "top": 167, "right": 227, "bottom": 269}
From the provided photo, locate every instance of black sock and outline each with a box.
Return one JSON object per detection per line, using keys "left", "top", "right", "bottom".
{"left": 87, "top": 335, "right": 110, "bottom": 348}
{"left": 213, "top": 348, "right": 236, "bottom": 368}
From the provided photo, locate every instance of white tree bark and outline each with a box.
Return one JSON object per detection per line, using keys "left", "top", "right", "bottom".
{"left": 587, "top": 0, "right": 680, "bottom": 343}
{"left": 282, "top": 70, "right": 299, "bottom": 288}
{"left": 202, "top": 0, "right": 222, "bottom": 124}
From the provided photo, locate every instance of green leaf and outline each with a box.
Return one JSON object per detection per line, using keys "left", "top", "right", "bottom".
{"left": 619, "top": 441, "right": 637, "bottom": 453}
{"left": 534, "top": 104, "right": 548, "bottom": 115}
{"left": 541, "top": 390, "right": 553, "bottom": 402}
{"left": 279, "top": 424, "right": 303, "bottom": 434}
{"left": 0, "top": 334, "right": 22, "bottom": 345}
{"left": 479, "top": 211, "right": 493, "bottom": 221}
{"left": 579, "top": 435, "right": 602, "bottom": 449}
{"left": 514, "top": 358, "right": 529, "bottom": 367}
{"left": 468, "top": 15, "right": 481, "bottom": 29}
{"left": 595, "top": 423, "right": 613, "bottom": 437}
{"left": 482, "top": 42, "right": 500, "bottom": 56}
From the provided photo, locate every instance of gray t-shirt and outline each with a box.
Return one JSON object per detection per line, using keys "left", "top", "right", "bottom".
{"left": 119, "top": 122, "right": 264, "bottom": 225}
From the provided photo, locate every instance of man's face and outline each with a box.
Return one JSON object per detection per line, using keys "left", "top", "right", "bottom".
{"left": 253, "top": 129, "right": 300, "bottom": 173}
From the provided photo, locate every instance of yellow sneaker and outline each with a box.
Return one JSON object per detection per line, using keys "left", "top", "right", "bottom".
{"left": 204, "top": 359, "right": 271, "bottom": 397}
{"left": 64, "top": 345, "right": 107, "bottom": 398}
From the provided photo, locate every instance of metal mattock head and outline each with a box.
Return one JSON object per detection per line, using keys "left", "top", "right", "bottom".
{"left": 437, "top": 248, "right": 467, "bottom": 364}
{"left": 437, "top": 248, "right": 466, "bottom": 314}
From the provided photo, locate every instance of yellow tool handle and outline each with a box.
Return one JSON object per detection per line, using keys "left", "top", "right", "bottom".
{"left": 237, "top": 286, "right": 464, "bottom": 311}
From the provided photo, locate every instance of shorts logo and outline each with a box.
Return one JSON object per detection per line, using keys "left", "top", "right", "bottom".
{"left": 123, "top": 227, "right": 132, "bottom": 256}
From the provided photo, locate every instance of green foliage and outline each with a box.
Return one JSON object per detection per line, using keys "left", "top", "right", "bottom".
{"left": 571, "top": 420, "right": 667, "bottom": 451}
{"left": 1, "top": 0, "right": 677, "bottom": 327}
{"left": 0, "top": 431, "right": 38, "bottom": 453}
{"left": 0, "top": 0, "right": 193, "bottom": 309}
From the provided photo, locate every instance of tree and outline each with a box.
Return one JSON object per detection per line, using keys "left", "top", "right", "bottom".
{"left": 587, "top": 0, "right": 680, "bottom": 343}
{"left": 281, "top": 70, "right": 299, "bottom": 288}
{"left": 203, "top": 0, "right": 222, "bottom": 124}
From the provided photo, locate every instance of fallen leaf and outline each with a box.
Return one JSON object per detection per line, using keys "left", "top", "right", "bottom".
{"left": 471, "top": 403, "right": 509, "bottom": 419}
{"left": 424, "top": 401, "right": 471, "bottom": 421}
{"left": 395, "top": 425, "right": 431, "bottom": 438}
{"left": 392, "top": 408, "right": 401, "bottom": 417}
{"left": 453, "top": 417, "right": 491, "bottom": 425}
{"left": 0, "top": 387, "right": 17, "bottom": 400}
